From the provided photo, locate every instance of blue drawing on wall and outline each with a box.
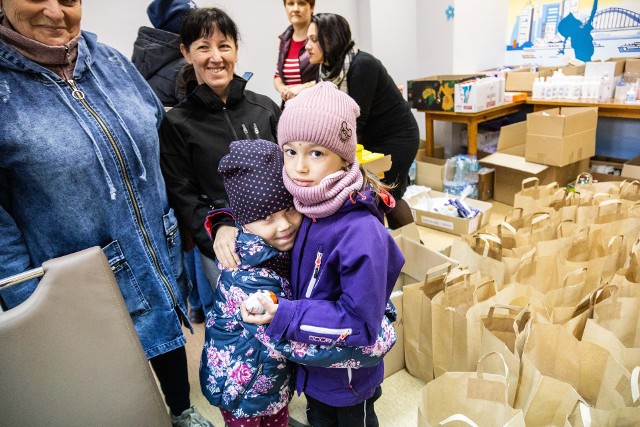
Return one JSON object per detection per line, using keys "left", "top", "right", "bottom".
{"left": 506, "top": 1, "right": 640, "bottom": 60}
{"left": 557, "top": 0, "right": 597, "bottom": 61}
{"left": 446, "top": 5, "right": 454, "bottom": 21}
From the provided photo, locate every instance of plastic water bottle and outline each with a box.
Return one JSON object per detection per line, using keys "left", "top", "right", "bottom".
{"left": 408, "top": 160, "right": 417, "bottom": 185}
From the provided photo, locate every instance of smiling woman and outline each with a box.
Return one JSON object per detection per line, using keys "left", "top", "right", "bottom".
{"left": 158, "top": 6, "right": 281, "bottom": 300}
{"left": 0, "top": 0, "right": 214, "bottom": 425}
{"left": 1, "top": 0, "right": 81, "bottom": 46}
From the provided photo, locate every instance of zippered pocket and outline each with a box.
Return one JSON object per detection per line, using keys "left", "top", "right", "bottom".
{"left": 305, "top": 249, "right": 323, "bottom": 297}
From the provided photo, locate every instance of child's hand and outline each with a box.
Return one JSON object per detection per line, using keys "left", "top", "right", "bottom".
{"left": 213, "top": 225, "right": 240, "bottom": 270}
{"left": 241, "top": 294, "right": 278, "bottom": 325}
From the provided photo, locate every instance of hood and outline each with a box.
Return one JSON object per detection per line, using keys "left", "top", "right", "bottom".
{"left": 338, "top": 187, "right": 394, "bottom": 224}
{"left": 236, "top": 228, "right": 283, "bottom": 268}
{"left": 131, "top": 26, "right": 183, "bottom": 79}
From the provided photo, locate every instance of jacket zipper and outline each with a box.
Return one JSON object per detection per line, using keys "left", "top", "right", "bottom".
{"left": 305, "top": 250, "right": 322, "bottom": 297}
{"left": 239, "top": 363, "right": 263, "bottom": 400}
{"left": 222, "top": 107, "right": 240, "bottom": 140}
{"left": 66, "top": 79, "right": 177, "bottom": 306}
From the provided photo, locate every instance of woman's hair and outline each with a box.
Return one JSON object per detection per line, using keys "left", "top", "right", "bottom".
{"left": 312, "top": 13, "right": 354, "bottom": 80}
{"left": 178, "top": 8, "right": 240, "bottom": 90}
{"left": 282, "top": 0, "right": 315, "bottom": 8}
{"left": 180, "top": 7, "right": 239, "bottom": 49}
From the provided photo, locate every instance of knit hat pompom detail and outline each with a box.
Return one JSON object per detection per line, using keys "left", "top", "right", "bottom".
{"left": 277, "top": 81, "right": 360, "bottom": 163}
{"left": 218, "top": 140, "right": 293, "bottom": 225}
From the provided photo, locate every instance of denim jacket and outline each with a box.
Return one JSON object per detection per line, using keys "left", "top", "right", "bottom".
{"left": 0, "top": 30, "right": 189, "bottom": 359}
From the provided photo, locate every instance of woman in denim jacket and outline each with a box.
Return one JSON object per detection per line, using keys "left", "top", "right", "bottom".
{"left": 0, "top": 1, "right": 211, "bottom": 425}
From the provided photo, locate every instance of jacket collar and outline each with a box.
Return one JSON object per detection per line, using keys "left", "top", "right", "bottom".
{"left": 187, "top": 74, "right": 247, "bottom": 110}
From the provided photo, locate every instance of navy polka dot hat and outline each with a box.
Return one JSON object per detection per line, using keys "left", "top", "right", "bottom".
{"left": 218, "top": 140, "right": 293, "bottom": 225}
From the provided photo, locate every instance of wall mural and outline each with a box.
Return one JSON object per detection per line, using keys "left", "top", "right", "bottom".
{"left": 506, "top": 0, "right": 640, "bottom": 65}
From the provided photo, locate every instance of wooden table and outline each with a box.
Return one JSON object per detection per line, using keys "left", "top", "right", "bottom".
{"left": 418, "top": 101, "right": 526, "bottom": 157}
{"left": 526, "top": 98, "right": 640, "bottom": 119}
{"left": 418, "top": 98, "right": 640, "bottom": 157}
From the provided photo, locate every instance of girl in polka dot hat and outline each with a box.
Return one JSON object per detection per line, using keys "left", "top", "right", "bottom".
{"left": 201, "top": 139, "right": 397, "bottom": 427}
{"left": 237, "top": 82, "right": 405, "bottom": 425}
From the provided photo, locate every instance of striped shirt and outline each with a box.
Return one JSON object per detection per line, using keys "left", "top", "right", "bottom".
{"left": 274, "top": 39, "right": 306, "bottom": 85}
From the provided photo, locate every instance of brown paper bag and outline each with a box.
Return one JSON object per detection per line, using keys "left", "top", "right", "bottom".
{"left": 403, "top": 264, "right": 452, "bottom": 384}
{"left": 566, "top": 367, "right": 640, "bottom": 427}
{"left": 516, "top": 323, "right": 632, "bottom": 422}
{"left": 417, "top": 352, "right": 525, "bottom": 427}
{"left": 450, "top": 238, "right": 507, "bottom": 290}
{"left": 513, "top": 177, "right": 561, "bottom": 215}
{"left": 566, "top": 400, "right": 640, "bottom": 427}
{"left": 431, "top": 268, "right": 497, "bottom": 376}
{"left": 562, "top": 284, "right": 617, "bottom": 340}
{"left": 583, "top": 319, "right": 640, "bottom": 373}
{"left": 479, "top": 304, "right": 531, "bottom": 406}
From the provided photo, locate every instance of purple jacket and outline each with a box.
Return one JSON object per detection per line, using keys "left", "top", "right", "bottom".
{"left": 266, "top": 188, "right": 405, "bottom": 406}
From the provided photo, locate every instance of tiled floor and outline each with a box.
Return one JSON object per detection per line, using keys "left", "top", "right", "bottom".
{"left": 182, "top": 201, "right": 514, "bottom": 426}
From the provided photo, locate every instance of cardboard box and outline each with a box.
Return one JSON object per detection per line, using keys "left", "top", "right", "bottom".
{"left": 622, "top": 156, "right": 640, "bottom": 180}
{"left": 407, "top": 74, "right": 485, "bottom": 111}
{"left": 589, "top": 157, "right": 625, "bottom": 182}
{"left": 598, "top": 59, "right": 627, "bottom": 76}
{"left": 480, "top": 121, "right": 590, "bottom": 205}
{"left": 477, "top": 168, "right": 495, "bottom": 201}
{"left": 505, "top": 68, "right": 553, "bottom": 92}
{"left": 525, "top": 107, "right": 598, "bottom": 167}
{"left": 363, "top": 154, "right": 392, "bottom": 178}
{"left": 504, "top": 91, "right": 528, "bottom": 102}
{"left": 406, "top": 190, "right": 493, "bottom": 235}
{"left": 415, "top": 151, "right": 446, "bottom": 191}
{"left": 454, "top": 77, "right": 504, "bottom": 113}
{"left": 392, "top": 233, "right": 456, "bottom": 291}
{"left": 383, "top": 290, "right": 404, "bottom": 379}
{"left": 559, "top": 63, "right": 586, "bottom": 76}
{"left": 625, "top": 59, "right": 640, "bottom": 75}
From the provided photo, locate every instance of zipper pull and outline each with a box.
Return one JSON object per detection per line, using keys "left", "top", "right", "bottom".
{"left": 327, "top": 329, "right": 352, "bottom": 350}
{"left": 305, "top": 251, "right": 323, "bottom": 298}
{"left": 252, "top": 123, "right": 260, "bottom": 139}
{"left": 63, "top": 45, "right": 71, "bottom": 65}
{"left": 241, "top": 124, "right": 250, "bottom": 139}
{"left": 67, "top": 79, "right": 85, "bottom": 100}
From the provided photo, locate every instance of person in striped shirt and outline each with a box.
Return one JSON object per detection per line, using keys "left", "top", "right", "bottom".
{"left": 274, "top": 0, "right": 319, "bottom": 106}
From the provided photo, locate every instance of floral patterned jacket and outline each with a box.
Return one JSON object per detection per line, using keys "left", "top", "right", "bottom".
{"left": 199, "top": 226, "right": 396, "bottom": 418}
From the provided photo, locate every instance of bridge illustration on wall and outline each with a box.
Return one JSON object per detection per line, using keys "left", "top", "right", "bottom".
{"left": 506, "top": 0, "right": 640, "bottom": 62}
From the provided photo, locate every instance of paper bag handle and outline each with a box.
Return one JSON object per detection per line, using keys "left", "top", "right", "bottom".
{"left": 596, "top": 199, "right": 622, "bottom": 216}
{"left": 497, "top": 221, "right": 517, "bottom": 237}
{"left": 556, "top": 220, "right": 575, "bottom": 239}
{"left": 632, "top": 366, "right": 640, "bottom": 405}
{"left": 562, "top": 268, "right": 587, "bottom": 289}
{"left": 438, "top": 414, "right": 479, "bottom": 427}
{"left": 520, "top": 177, "right": 539, "bottom": 190}
{"left": 504, "top": 207, "right": 524, "bottom": 224}
{"left": 477, "top": 351, "right": 509, "bottom": 381}
{"left": 621, "top": 180, "right": 640, "bottom": 195}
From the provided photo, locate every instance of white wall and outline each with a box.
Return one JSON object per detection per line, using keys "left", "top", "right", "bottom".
{"left": 82, "top": 0, "right": 360, "bottom": 106}
{"left": 81, "top": 1, "right": 511, "bottom": 141}
{"left": 453, "top": 0, "right": 507, "bottom": 73}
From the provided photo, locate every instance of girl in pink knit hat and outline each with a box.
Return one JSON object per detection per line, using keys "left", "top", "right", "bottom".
{"left": 227, "top": 81, "right": 405, "bottom": 427}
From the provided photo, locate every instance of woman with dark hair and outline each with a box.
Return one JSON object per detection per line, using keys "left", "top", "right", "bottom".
{"left": 305, "top": 13, "right": 419, "bottom": 229}
{"left": 273, "top": 0, "right": 319, "bottom": 105}
{"left": 159, "top": 8, "right": 280, "bottom": 300}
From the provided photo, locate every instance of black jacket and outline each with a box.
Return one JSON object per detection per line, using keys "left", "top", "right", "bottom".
{"left": 132, "top": 26, "right": 186, "bottom": 107}
{"left": 159, "top": 76, "right": 281, "bottom": 258}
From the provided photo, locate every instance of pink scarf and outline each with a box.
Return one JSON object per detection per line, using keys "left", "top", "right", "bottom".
{"left": 0, "top": 15, "right": 79, "bottom": 79}
{"left": 283, "top": 161, "right": 363, "bottom": 219}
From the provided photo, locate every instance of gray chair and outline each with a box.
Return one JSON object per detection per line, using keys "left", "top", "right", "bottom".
{"left": 0, "top": 247, "right": 171, "bottom": 426}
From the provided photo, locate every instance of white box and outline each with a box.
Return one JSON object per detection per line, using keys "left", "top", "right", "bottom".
{"left": 454, "top": 77, "right": 504, "bottom": 113}
{"left": 406, "top": 190, "right": 493, "bottom": 235}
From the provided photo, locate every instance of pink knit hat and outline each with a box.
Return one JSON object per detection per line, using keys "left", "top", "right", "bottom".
{"left": 278, "top": 82, "right": 360, "bottom": 163}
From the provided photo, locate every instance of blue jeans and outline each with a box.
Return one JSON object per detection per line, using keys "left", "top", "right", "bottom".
{"left": 184, "top": 247, "right": 215, "bottom": 313}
